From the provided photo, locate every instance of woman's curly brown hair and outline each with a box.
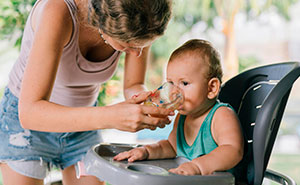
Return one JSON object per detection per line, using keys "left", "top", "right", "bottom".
{"left": 88, "top": 0, "right": 172, "bottom": 43}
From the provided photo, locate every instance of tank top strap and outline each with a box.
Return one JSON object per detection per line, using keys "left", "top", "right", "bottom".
{"left": 62, "top": 0, "right": 79, "bottom": 49}
{"left": 176, "top": 114, "right": 188, "bottom": 158}
{"left": 204, "top": 100, "right": 229, "bottom": 124}
{"left": 64, "top": 0, "right": 77, "bottom": 13}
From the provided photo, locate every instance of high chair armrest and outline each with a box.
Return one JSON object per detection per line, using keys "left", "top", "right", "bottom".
{"left": 264, "top": 169, "right": 296, "bottom": 185}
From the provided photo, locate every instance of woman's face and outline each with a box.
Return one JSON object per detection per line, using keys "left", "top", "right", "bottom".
{"left": 166, "top": 54, "right": 210, "bottom": 116}
{"left": 99, "top": 30, "right": 156, "bottom": 57}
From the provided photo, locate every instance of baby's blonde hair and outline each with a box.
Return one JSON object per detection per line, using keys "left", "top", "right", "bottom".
{"left": 169, "top": 39, "right": 223, "bottom": 83}
{"left": 88, "top": 0, "right": 172, "bottom": 43}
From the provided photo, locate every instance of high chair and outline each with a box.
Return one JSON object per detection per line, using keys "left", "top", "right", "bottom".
{"left": 218, "top": 61, "right": 300, "bottom": 185}
{"left": 81, "top": 62, "right": 300, "bottom": 185}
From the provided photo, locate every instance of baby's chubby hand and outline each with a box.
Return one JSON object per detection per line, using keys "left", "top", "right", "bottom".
{"left": 113, "top": 147, "right": 149, "bottom": 162}
{"left": 169, "top": 161, "right": 201, "bottom": 176}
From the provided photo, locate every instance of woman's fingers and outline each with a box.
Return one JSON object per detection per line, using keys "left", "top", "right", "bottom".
{"left": 141, "top": 114, "right": 171, "bottom": 129}
{"left": 134, "top": 106, "right": 174, "bottom": 130}
{"left": 141, "top": 105, "right": 175, "bottom": 117}
{"left": 127, "top": 92, "right": 175, "bottom": 129}
{"left": 112, "top": 102, "right": 174, "bottom": 132}
{"left": 129, "top": 91, "right": 152, "bottom": 104}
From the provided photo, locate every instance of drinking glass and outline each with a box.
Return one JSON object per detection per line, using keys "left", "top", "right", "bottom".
{"left": 144, "top": 82, "right": 184, "bottom": 110}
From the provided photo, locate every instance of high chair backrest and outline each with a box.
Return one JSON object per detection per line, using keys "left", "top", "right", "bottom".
{"left": 218, "top": 62, "right": 300, "bottom": 185}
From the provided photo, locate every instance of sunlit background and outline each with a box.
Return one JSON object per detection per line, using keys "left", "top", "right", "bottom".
{"left": 1, "top": 0, "right": 300, "bottom": 184}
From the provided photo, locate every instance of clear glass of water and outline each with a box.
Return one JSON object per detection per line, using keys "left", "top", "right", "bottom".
{"left": 144, "top": 82, "right": 184, "bottom": 110}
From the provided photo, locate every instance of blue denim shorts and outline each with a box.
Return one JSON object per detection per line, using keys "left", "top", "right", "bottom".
{"left": 0, "top": 87, "right": 102, "bottom": 179}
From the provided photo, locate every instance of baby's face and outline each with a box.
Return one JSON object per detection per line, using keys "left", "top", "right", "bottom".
{"left": 166, "top": 54, "right": 210, "bottom": 115}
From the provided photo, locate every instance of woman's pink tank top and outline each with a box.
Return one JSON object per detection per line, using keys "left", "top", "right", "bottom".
{"left": 7, "top": 0, "right": 122, "bottom": 107}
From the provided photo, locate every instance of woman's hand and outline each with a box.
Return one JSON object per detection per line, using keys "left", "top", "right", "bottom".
{"left": 113, "top": 147, "right": 149, "bottom": 162}
{"left": 168, "top": 162, "right": 202, "bottom": 175}
{"left": 106, "top": 91, "right": 174, "bottom": 132}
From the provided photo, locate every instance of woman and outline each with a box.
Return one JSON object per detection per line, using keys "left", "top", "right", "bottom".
{"left": 0, "top": 0, "right": 173, "bottom": 184}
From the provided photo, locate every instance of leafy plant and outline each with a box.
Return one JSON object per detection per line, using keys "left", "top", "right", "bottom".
{"left": 238, "top": 55, "right": 260, "bottom": 73}
{"left": 160, "top": 0, "right": 298, "bottom": 79}
{"left": 97, "top": 54, "right": 124, "bottom": 106}
{"left": 0, "top": 0, "right": 298, "bottom": 105}
{"left": 0, "top": 0, "right": 36, "bottom": 48}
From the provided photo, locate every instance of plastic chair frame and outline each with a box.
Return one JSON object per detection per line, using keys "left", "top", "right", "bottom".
{"left": 219, "top": 61, "right": 300, "bottom": 185}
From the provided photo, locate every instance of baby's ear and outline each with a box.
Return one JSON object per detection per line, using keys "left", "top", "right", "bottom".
{"left": 207, "top": 77, "right": 220, "bottom": 99}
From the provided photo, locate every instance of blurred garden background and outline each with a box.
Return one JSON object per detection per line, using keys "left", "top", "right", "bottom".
{"left": 1, "top": 0, "right": 300, "bottom": 184}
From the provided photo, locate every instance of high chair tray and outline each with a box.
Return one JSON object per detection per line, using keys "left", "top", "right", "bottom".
{"left": 83, "top": 143, "right": 235, "bottom": 185}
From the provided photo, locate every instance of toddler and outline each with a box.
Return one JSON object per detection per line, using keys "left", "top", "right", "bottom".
{"left": 114, "top": 39, "right": 244, "bottom": 176}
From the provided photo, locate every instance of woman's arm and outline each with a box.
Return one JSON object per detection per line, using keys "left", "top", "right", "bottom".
{"left": 19, "top": 0, "right": 173, "bottom": 133}
{"left": 123, "top": 46, "right": 150, "bottom": 99}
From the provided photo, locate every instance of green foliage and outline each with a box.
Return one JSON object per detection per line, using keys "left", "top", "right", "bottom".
{"left": 268, "top": 153, "right": 300, "bottom": 185}
{"left": 0, "top": 87, "right": 4, "bottom": 99}
{"left": 0, "top": 0, "right": 36, "bottom": 48}
{"left": 151, "top": 0, "right": 218, "bottom": 58}
{"left": 244, "top": 0, "right": 298, "bottom": 20}
{"left": 270, "top": 0, "right": 299, "bottom": 20}
{"left": 238, "top": 55, "right": 260, "bottom": 73}
{"left": 172, "top": 0, "right": 216, "bottom": 30}
{"left": 0, "top": 0, "right": 297, "bottom": 52}
{"left": 97, "top": 54, "right": 124, "bottom": 106}
{"left": 151, "top": 0, "right": 297, "bottom": 61}
{"left": 0, "top": 0, "right": 298, "bottom": 106}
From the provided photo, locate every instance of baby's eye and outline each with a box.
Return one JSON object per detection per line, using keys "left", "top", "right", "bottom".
{"left": 182, "top": 81, "right": 189, "bottom": 86}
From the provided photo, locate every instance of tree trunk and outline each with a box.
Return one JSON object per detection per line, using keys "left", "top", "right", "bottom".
{"left": 222, "top": 17, "right": 239, "bottom": 81}
{"left": 214, "top": 0, "right": 241, "bottom": 81}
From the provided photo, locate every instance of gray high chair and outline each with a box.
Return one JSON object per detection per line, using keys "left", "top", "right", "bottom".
{"left": 218, "top": 61, "right": 300, "bottom": 185}
{"left": 82, "top": 62, "right": 300, "bottom": 185}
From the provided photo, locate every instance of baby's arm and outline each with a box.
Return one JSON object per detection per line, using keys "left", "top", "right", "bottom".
{"left": 113, "top": 114, "right": 180, "bottom": 162}
{"left": 194, "top": 106, "right": 243, "bottom": 175}
{"left": 113, "top": 140, "right": 176, "bottom": 162}
{"left": 170, "top": 107, "right": 244, "bottom": 175}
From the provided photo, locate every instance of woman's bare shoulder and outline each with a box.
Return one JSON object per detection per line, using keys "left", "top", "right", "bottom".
{"left": 32, "top": 0, "right": 73, "bottom": 33}
{"left": 31, "top": 0, "right": 73, "bottom": 47}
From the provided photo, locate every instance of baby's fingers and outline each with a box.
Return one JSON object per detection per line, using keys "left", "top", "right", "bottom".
{"left": 127, "top": 155, "right": 140, "bottom": 162}
{"left": 113, "top": 152, "right": 131, "bottom": 161}
{"left": 169, "top": 168, "right": 179, "bottom": 174}
{"left": 169, "top": 168, "right": 186, "bottom": 175}
{"left": 168, "top": 168, "right": 176, "bottom": 173}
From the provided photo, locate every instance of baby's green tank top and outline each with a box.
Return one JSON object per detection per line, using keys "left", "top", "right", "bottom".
{"left": 176, "top": 101, "right": 232, "bottom": 160}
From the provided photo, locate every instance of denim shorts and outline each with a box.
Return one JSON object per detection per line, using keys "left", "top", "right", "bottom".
{"left": 0, "top": 87, "right": 102, "bottom": 179}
